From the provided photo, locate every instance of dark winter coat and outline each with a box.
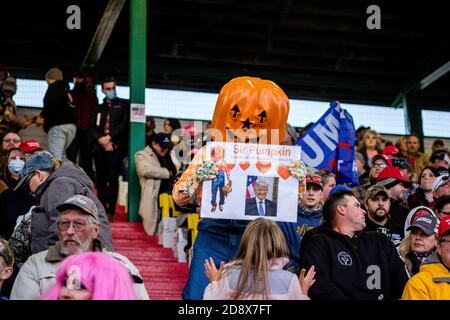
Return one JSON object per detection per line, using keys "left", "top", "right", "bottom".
{"left": 299, "top": 226, "right": 409, "bottom": 300}
{"left": 31, "top": 164, "right": 113, "bottom": 254}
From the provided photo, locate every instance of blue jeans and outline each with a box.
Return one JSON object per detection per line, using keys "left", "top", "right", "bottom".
{"left": 211, "top": 181, "right": 225, "bottom": 206}
{"left": 182, "top": 218, "right": 250, "bottom": 300}
{"left": 47, "top": 124, "right": 77, "bottom": 163}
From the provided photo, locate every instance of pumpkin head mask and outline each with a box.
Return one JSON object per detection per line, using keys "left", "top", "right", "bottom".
{"left": 210, "top": 76, "right": 290, "bottom": 145}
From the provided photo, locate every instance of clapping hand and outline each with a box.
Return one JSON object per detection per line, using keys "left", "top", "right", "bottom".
{"left": 204, "top": 257, "right": 224, "bottom": 283}
{"left": 299, "top": 265, "right": 316, "bottom": 296}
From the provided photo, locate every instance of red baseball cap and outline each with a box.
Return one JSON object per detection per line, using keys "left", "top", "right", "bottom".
{"left": 438, "top": 215, "right": 450, "bottom": 237}
{"left": 19, "top": 139, "right": 43, "bottom": 153}
{"left": 382, "top": 146, "right": 401, "bottom": 156}
{"left": 376, "top": 167, "right": 412, "bottom": 187}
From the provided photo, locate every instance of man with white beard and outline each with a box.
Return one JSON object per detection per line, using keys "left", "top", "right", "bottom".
{"left": 363, "top": 185, "right": 404, "bottom": 247}
{"left": 10, "top": 195, "right": 149, "bottom": 300}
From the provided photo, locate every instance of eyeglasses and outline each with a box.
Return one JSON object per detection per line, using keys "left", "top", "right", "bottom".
{"left": 439, "top": 239, "right": 450, "bottom": 245}
{"left": 57, "top": 220, "right": 93, "bottom": 232}
{"left": 3, "top": 139, "right": 21, "bottom": 144}
{"left": 372, "top": 163, "right": 387, "bottom": 169}
{"left": 305, "top": 175, "right": 321, "bottom": 184}
{"left": 439, "top": 211, "right": 450, "bottom": 215}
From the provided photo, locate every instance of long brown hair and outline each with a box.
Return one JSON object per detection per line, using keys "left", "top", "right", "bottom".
{"left": 227, "top": 218, "right": 290, "bottom": 300}
{"left": 0, "top": 147, "right": 24, "bottom": 181}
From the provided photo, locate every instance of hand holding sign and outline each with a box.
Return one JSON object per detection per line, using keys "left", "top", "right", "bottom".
{"left": 195, "top": 160, "right": 218, "bottom": 182}
{"left": 288, "top": 160, "right": 307, "bottom": 182}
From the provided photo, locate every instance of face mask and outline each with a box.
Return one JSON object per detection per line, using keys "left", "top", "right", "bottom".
{"left": 105, "top": 90, "right": 117, "bottom": 100}
{"left": 8, "top": 159, "right": 25, "bottom": 175}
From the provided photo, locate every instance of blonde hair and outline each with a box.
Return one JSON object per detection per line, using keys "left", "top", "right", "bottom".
{"left": 226, "top": 218, "right": 290, "bottom": 300}
{"left": 399, "top": 232, "right": 438, "bottom": 274}
{"left": 398, "top": 234, "right": 413, "bottom": 273}
{"left": 357, "top": 130, "right": 382, "bottom": 153}
{"left": 52, "top": 158, "right": 64, "bottom": 170}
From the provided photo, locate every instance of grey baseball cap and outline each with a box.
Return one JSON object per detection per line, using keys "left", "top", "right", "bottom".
{"left": 407, "top": 213, "right": 438, "bottom": 236}
{"left": 56, "top": 195, "right": 99, "bottom": 221}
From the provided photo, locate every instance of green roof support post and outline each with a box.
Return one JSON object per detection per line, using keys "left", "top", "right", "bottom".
{"left": 403, "top": 91, "right": 425, "bottom": 153}
{"left": 128, "top": 0, "right": 146, "bottom": 222}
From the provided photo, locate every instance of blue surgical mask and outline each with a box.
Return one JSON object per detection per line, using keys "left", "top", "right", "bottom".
{"left": 105, "top": 90, "right": 117, "bottom": 100}
{"left": 8, "top": 159, "right": 25, "bottom": 175}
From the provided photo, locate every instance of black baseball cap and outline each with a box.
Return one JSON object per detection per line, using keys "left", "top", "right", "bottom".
{"left": 152, "top": 133, "right": 171, "bottom": 149}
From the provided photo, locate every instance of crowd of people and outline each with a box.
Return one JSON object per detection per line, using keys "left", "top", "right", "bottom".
{"left": 0, "top": 65, "right": 449, "bottom": 300}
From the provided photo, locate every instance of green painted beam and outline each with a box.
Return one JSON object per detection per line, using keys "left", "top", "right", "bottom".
{"left": 128, "top": 0, "right": 146, "bottom": 222}
{"left": 404, "top": 91, "right": 425, "bottom": 152}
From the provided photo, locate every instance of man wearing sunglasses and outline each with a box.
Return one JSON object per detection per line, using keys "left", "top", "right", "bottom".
{"left": 402, "top": 215, "right": 450, "bottom": 299}
{"left": 433, "top": 175, "right": 450, "bottom": 200}
{"left": 430, "top": 150, "right": 450, "bottom": 171}
{"left": 434, "top": 195, "right": 450, "bottom": 220}
{"left": 10, "top": 195, "right": 149, "bottom": 300}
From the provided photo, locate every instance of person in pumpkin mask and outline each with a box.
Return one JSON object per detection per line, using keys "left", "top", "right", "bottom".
{"left": 172, "top": 76, "right": 306, "bottom": 299}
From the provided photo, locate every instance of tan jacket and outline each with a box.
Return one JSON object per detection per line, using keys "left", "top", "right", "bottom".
{"left": 410, "top": 152, "right": 430, "bottom": 179}
{"left": 135, "top": 146, "right": 170, "bottom": 235}
{"left": 10, "top": 240, "right": 150, "bottom": 300}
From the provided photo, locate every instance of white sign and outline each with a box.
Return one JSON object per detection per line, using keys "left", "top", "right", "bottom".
{"left": 130, "top": 103, "right": 145, "bottom": 123}
{"left": 200, "top": 142, "right": 300, "bottom": 222}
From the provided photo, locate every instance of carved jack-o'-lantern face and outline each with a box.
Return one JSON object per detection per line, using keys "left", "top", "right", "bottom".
{"left": 210, "top": 77, "right": 290, "bottom": 145}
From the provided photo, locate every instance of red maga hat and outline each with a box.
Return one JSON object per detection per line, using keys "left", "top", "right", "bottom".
{"left": 19, "top": 139, "right": 43, "bottom": 153}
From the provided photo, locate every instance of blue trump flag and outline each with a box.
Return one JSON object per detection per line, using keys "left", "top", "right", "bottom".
{"left": 295, "top": 101, "right": 358, "bottom": 186}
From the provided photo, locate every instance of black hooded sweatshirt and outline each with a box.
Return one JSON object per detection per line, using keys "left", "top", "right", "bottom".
{"left": 299, "top": 225, "right": 409, "bottom": 300}
{"left": 41, "top": 80, "right": 76, "bottom": 133}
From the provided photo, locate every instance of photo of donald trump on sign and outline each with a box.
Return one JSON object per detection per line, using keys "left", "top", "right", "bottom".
{"left": 245, "top": 177, "right": 278, "bottom": 217}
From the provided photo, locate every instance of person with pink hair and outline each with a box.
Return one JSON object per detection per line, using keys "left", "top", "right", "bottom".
{"left": 42, "top": 252, "right": 137, "bottom": 300}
